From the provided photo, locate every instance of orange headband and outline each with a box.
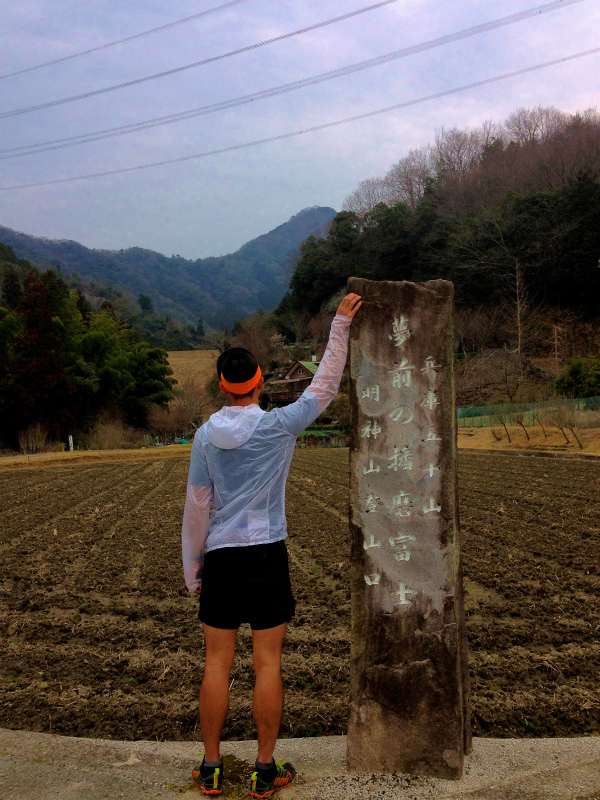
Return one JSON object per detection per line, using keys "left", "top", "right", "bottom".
{"left": 220, "top": 365, "right": 262, "bottom": 394}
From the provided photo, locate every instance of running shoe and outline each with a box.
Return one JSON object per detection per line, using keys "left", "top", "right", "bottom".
{"left": 250, "top": 760, "right": 296, "bottom": 798}
{"left": 192, "top": 755, "right": 223, "bottom": 795}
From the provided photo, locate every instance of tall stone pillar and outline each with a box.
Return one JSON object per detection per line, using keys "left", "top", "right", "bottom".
{"left": 347, "top": 278, "right": 470, "bottom": 780}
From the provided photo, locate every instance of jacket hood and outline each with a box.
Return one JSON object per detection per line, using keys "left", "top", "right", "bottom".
{"left": 204, "top": 404, "right": 265, "bottom": 450}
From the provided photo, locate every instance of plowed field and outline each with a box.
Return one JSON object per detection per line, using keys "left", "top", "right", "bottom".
{"left": 0, "top": 450, "right": 598, "bottom": 741}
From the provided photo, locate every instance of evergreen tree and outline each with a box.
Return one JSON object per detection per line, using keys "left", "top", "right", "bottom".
{"left": 75, "top": 288, "right": 92, "bottom": 322}
{"left": 119, "top": 343, "right": 176, "bottom": 427}
{"left": 40, "top": 269, "right": 70, "bottom": 315}
{"left": 0, "top": 242, "right": 26, "bottom": 266}
{"left": 0, "top": 270, "right": 76, "bottom": 447}
{"left": 138, "top": 293, "right": 154, "bottom": 313}
{"left": 1, "top": 266, "right": 23, "bottom": 310}
{"left": 556, "top": 354, "right": 600, "bottom": 398}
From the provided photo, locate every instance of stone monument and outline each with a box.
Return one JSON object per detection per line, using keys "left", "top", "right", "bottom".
{"left": 347, "top": 278, "right": 471, "bottom": 779}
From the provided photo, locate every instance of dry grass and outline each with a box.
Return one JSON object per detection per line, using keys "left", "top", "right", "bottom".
{"left": 4, "top": 423, "right": 600, "bottom": 471}
{"left": 84, "top": 420, "right": 139, "bottom": 450}
{"left": 458, "top": 424, "right": 600, "bottom": 455}
{"left": 167, "top": 350, "right": 219, "bottom": 387}
{"left": 0, "top": 444, "right": 192, "bottom": 471}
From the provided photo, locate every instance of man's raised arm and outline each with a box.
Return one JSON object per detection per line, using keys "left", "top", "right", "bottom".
{"left": 305, "top": 293, "right": 362, "bottom": 413}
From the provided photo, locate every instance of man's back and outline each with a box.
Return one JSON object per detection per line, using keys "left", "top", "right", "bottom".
{"left": 191, "top": 394, "right": 319, "bottom": 551}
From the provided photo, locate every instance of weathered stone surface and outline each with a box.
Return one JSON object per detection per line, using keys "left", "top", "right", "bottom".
{"left": 347, "top": 278, "right": 470, "bottom": 780}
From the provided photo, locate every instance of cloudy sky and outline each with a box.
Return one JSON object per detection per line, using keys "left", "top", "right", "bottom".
{"left": 0, "top": 0, "right": 598, "bottom": 259}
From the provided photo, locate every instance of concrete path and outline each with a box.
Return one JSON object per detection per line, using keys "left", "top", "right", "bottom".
{"left": 1, "top": 729, "right": 598, "bottom": 800}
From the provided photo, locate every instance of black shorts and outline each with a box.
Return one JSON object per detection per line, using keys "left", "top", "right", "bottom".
{"left": 199, "top": 539, "right": 295, "bottom": 630}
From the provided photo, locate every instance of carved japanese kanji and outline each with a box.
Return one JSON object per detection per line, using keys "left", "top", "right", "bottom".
{"left": 348, "top": 278, "right": 470, "bottom": 779}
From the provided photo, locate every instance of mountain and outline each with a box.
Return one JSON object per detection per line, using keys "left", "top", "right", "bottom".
{"left": 0, "top": 206, "right": 336, "bottom": 328}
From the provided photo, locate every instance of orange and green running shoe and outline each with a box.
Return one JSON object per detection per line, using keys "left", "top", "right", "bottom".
{"left": 250, "top": 760, "right": 296, "bottom": 798}
{"left": 191, "top": 755, "right": 223, "bottom": 795}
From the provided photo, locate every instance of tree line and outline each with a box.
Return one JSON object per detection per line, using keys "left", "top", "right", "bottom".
{"left": 0, "top": 245, "right": 175, "bottom": 451}
{"left": 281, "top": 106, "right": 600, "bottom": 323}
{"left": 276, "top": 106, "right": 600, "bottom": 403}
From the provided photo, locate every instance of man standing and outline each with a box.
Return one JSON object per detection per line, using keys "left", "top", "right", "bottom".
{"left": 181, "top": 293, "right": 361, "bottom": 797}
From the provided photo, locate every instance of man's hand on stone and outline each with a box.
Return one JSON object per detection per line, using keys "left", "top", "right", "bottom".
{"left": 337, "top": 293, "right": 362, "bottom": 319}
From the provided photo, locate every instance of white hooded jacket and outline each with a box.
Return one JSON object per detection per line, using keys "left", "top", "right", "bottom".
{"left": 181, "top": 314, "right": 351, "bottom": 593}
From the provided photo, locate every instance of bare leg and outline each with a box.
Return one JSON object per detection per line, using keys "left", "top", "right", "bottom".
{"left": 252, "top": 623, "right": 287, "bottom": 764}
{"left": 199, "top": 624, "right": 237, "bottom": 762}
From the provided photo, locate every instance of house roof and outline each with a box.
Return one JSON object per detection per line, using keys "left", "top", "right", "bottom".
{"left": 268, "top": 377, "right": 312, "bottom": 386}
{"left": 298, "top": 361, "right": 319, "bottom": 375}
{"left": 279, "top": 359, "right": 320, "bottom": 381}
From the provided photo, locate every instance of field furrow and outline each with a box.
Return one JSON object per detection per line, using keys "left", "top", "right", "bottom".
{"left": 0, "top": 448, "right": 598, "bottom": 742}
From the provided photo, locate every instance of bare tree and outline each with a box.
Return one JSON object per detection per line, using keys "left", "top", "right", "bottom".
{"left": 308, "top": 312, "right": 335, "bottom": 345}
{"left": 457, "top": 349, "right": 530, "bottom": 406}
{"left": 432, "top": 126, "right": 488, "bottom": 181}
{"left": 174, "top": 377, "right": 210, "bottom": 431}
{"left": 147, "top": 406, "right": 178, "bottom": 444}
{"left": 89, "top": 420, "right": 137, "bottom": 450}
{"left": 457, "top": 350, "right": 501, "bottom": 406}
{"left": 385, "top": 146, "right": 434, "bottom": 209}
{"left": 531, "top": 405, "right": 549, "bottom": 439}
{"left": 505, "top": 260, "right": 533, "bottom": 357}
{"left": 491, "top": 406, "right": 513, "bottom": 443}
{"left": 147, "top": 376, "right": 210, "bottom": 442}
{"left": 278, "top": 311, "right": 311, "bottom": 344}
{"left": 454, "top": 306, "right": 504, "bottom": 354}
{"left": 551, "top": 398, "right": 583, "bottom": 449}
{"left": 343, "top": 176, "right": 391, "bottom": 217}
{"left": 514, "top": 409, "right": 530, "bottom": 441}
{"left": 500, "top": 354, "right": 525, "bottom": 403}
{"left": 580, "top": 107, "right": 600, "bottom": 125}
{"left": 547, "top": 399, "right": 572, "bottom": 446}
{"left": 18, "top": 423, "right": 49, "bottom": 454}
{"left": 547, "top": 314, "right": 580, "bottom": 373}
{"left": 339, "top": 106, "right": 600, "bottom": 224}
{"left": 453, "top": 206, "right": 557, "bottom": 357}
{"left": 504, "top": 106, "right": 567, "bottom": 146}
{"left": 200, "top": 329, "right": 231, "bottom": 353}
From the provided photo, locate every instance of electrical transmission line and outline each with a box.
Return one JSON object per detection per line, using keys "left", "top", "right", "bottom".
{"left": 0, "top": 0, "right": 587, "bottom": 157}
{"left": 2, "top": 46, "right": 598, "bottom": 192}
{"left": 0, "top": 0, "right": 403, "bottom": 118}
{"left": 0, "top": 0, "right": 98, "bottom": 37}
{"left": 0, "top": 0, "right": 249, "bottom": 80}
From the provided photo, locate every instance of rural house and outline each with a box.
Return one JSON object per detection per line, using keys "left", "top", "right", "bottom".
{"left": 267, "top": 358, "right": 320, "bottom": 405}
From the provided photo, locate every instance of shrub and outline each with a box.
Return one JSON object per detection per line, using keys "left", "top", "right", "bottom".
{"left": 556, "top": 354, "right": 600, "bottom": 398}
{"left": 85, "top": 420, "right": 138, "bottom": 450}
{"left": 18, "top": 423, "right": 48, "bottom": 454}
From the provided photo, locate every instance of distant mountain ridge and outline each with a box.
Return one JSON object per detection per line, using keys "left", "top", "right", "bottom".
{"left": 0, "top": 206, "right": 336, "bottom": 328}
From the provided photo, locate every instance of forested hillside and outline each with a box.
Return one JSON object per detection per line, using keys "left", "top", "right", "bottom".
{"left": 0, "top": 206, "right": 336, "bottom": 329}
{"left": 280, "top": 107, "right": 600, "bottom": 332}
{"left": 0, "top": 245, "right": 175, "bottom": 450}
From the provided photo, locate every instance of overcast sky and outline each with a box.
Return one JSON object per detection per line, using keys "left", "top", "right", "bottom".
{"left": 0, "top": 0, "right": 598, "bottom": 259}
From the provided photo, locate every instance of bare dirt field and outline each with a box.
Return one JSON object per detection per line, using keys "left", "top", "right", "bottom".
{"left": 0, "top": 449, "right": 598, "bottom": 743}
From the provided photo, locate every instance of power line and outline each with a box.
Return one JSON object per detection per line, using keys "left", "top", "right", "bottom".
{"left": 0, "top": 0, "right": 98, "bottom": 38}
{"left": 0, "top": 0, "right": 249, "bottom": 81}
{"left": 2, "top": 46, "right": 598, "bottom": 192}
{"left": 0, "top": 0, "right": 426, "bottom": 119}
{"left": 0, "top": 0, "right": 587, "bottom": 158}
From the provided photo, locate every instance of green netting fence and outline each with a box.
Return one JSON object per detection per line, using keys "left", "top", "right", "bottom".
{"left": 456, "top": 397, "right": 600, "bottom": 428}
